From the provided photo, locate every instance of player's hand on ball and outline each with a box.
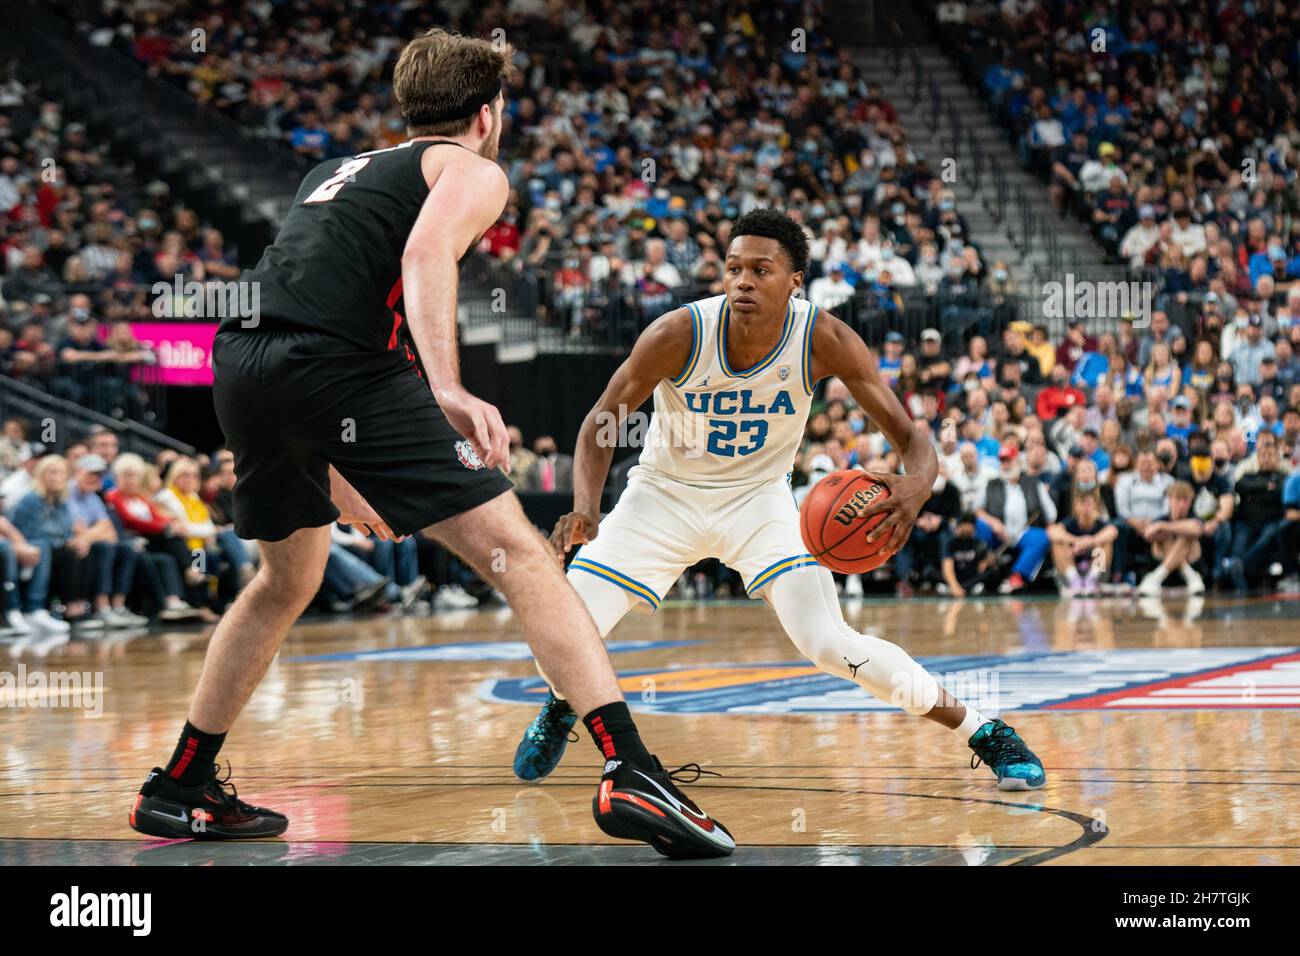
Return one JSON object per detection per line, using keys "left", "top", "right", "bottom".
{"left": 858, "top": 472, "right": 929, "bottom": 557}
{"left": 436, "top": 385, "right": 510, "bottom": 471}
{"left": 550, "top": 511, "right": 598, "bottom": 561}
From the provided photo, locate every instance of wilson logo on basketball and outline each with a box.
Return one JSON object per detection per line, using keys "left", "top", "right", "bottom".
{"left": 832, "top": 487, "right": 884, "bottom": 526}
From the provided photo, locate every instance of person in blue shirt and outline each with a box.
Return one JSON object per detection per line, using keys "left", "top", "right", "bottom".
{"left": 877, "top": 331, "right": 905, "bottom": 386}
{"left": 67, "top": 454, "right": 148, "bottom": 629}
{"left": 1165, "top": 396, "right": 1198, "bottom": 450}
{"left": 1072, "top": 348, "right": 1111, "bottom": 389}
{"left": 7, "top": 455, "right": 94, "bottom": 633}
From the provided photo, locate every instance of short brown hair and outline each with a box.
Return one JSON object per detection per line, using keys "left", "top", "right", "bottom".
{"left": 1169, "top": 480, "right": 1194, "bottom": 501}
{"left": 393, "top": 29, "right": 515, "bottom": 137}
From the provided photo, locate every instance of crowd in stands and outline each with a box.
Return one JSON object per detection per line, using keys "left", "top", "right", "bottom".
{"left": 0, "top": 417, "right": 483, "bottom": 639}
{"left": 68, "top": 0, "right": 1010, "bottom": 342}
{"left": 0, "top": 54, "right": 239, "bottom": 418}
{"left": 6, "top": 1, "right": 1298, "bottom": 615}
{"left": 938, "top": 0, "right": 1299, "bottom": 302}
{"left": 774, "top": 310, "right": 1300, "bottom": 600}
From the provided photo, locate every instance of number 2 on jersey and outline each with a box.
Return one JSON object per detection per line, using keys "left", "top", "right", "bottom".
{"left": 303, "top": 158, "right": 371, "bottom": 204}
{"left": 707, "top": 419, "right": 768, "bottom": 457}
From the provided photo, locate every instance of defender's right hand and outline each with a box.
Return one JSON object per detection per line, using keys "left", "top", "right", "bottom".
{"left": 435, "top": 385, "right": 510, "bottom": 471}
{"left": 550, "top": 511, "right": 598, "bottom": 561}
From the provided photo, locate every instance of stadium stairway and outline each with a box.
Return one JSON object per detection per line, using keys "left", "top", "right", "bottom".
{"left": 846, "top": 35, "right": 1125, "bottom": 297}
{"left": 0, "top": 376, "right": 195, "bottom": 461}
{"left": 6, "top": 1, "right": 297, "bottom": 262}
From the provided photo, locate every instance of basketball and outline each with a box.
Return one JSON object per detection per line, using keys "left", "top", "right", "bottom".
{"left": 800, "top": 470, "right": 893, "bottom": 574}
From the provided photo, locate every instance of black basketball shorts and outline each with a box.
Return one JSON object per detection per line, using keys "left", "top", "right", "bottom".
{"left": 212, "top": 326, "right": 513, "bottom": 542}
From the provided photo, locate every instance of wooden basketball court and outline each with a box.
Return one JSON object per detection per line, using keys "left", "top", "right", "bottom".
{"left": 2, "top": 595, "right": 1297, "bottom": 865}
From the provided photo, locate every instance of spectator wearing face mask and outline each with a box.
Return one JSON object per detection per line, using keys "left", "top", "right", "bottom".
{"left": 525, "top": 435, "right": 572, "bottom": 493}
{"left": 939, "top": 512, "right": 1000, "bottom": 597}
{"left": 1171, "top": 436, "right": 1235, "bottom": 581}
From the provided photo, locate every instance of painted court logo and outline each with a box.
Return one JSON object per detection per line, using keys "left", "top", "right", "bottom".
{"left": 483, "top": 648, "right": 1300, "bottom": 714}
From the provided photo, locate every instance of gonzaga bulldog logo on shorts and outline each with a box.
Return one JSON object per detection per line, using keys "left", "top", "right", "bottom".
{"left": 455, "top": 439, "right": 485, "bottom": 470}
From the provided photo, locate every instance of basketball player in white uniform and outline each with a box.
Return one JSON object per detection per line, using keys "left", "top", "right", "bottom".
{"left": 512, "top": 209, "right": 1046, "bottom": 792}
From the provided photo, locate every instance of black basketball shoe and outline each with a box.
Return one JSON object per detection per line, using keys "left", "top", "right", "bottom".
{"left": 593, "top": 756, "right": 735, "bottom": 859}
{"left": 129, "top": 764, "right": 288, "bottom": 840}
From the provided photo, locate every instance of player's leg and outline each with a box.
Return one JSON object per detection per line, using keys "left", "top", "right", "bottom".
{"left": 130, "top": 328, "right": 341, "bottom": 841}
{"left": 762, "top": 567, "right": 1046, "bottom": 790}
{"left": 426, "top": 491, "right": 733, "bottom": 857}
{"left": 513, "top": 571, "right": 639, "bottom": 781}
{"left": 510, "top": 474, "right": 696, "bottom": 780}
{"left": 730, "top": 482, "right": 1044, "bottom": 790}
{"left": 130, "top": 525, "right": 331, "bottom": 840}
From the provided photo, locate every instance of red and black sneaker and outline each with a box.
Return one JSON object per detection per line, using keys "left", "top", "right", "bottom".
{"left": 128, "top": 764, "right": 288, "bottom": 840}
{"left": 593, "top": 756, "right": 735, "bottom": 859}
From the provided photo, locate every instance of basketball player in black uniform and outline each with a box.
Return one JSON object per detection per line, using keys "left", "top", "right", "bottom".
{"left": 127, "top": 29, "right": 734, "bottom": 859}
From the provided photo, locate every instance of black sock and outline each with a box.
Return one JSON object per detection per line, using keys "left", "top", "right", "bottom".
{"left": 584, "top": 701, "right": 653, "bottom": 771}
{"left": 164, "top": 721, "right": 226, "bottom": 787}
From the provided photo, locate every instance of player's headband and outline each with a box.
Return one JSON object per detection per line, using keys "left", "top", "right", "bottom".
{"left": 423, "top": 79, "right": 504, "bottom": 125}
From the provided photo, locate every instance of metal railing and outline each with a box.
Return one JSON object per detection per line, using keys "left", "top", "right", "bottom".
{"left": 884, "top": 20, "right": 1070, "bottom": 278}
{"left": 0, "top": 375, "right": 194, "bottom": 459}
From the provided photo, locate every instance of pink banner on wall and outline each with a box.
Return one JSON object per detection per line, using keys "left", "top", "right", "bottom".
{"left": 127, "top": 322, "right": 217, "bottom": 386}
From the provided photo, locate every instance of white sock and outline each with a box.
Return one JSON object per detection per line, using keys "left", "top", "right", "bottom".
{"left": 1147, "top": 564, "right": 1169, "bottom": 584}
{"left": 955, "top": 707, "right": 989, "bottom": 742}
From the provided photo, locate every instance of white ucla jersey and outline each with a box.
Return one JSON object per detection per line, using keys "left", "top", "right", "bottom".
{"left": 637, "top": 294, "right": 820, "bottom": 487}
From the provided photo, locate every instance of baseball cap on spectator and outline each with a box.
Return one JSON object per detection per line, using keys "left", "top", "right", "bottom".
{"left": 998, "top": 445, "right": 1018, "bottom": 463}
{"left": 1068, "top": 445, "right": 1085, "bottom": 459}
{"left": 1170, "top": 396, "right": 1192, "bottom": 410}
{"left": 1098, "top": 142, "right": 1116, "bottom": 157}
{"left": 1139, "top": 205, "right": 1156, "bottom": 221}
{"left": 809, "top": 454, "right": 835, "bottom": 474}
{"left": 76, "top": 454, "right": 108, "bottom": 473}
{"left": 920, "top": 328, "right": 941, "bottom": 343}
{"left": 1205, "top": 292, "right": 1219, "bottom": 303}
{"left": 884, "top": 331, "right": 905, "bottom": 344}
{"left": 1248, "top": 314, "right": 1262, "bottom": 327}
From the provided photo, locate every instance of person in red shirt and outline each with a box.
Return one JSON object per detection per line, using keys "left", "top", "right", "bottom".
{"left": 1037, "top": 363, "right": 1087, "bottom": 421}
{"left": 482, "top": 211, "right": 521, "bottom": 257}
{"left": 1054, "top": 318, "right": 1097, "bottom": 373}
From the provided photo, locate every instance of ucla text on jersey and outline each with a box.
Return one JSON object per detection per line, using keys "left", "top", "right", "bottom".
{"left": 638, "top": 295, "right": 820, "bottom": 485}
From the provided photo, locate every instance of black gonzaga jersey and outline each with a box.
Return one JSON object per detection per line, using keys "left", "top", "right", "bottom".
{"left": 226, "top": 139, "right": 467, "bottom": 354}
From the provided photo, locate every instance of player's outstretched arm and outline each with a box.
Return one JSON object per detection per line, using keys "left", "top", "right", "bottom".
{"left": 809, "top": 312, "right": 939, "bottom": 556}
{"left": 402, "top": 153, "right": 511, "bottom": 468}
{"left": 551, "top": 308, "right": 692, "bottom": 559}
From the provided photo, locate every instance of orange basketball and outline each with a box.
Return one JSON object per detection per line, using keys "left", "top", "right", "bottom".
{"left": 800, "top": 470, "right": 893, "bottom": 574}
